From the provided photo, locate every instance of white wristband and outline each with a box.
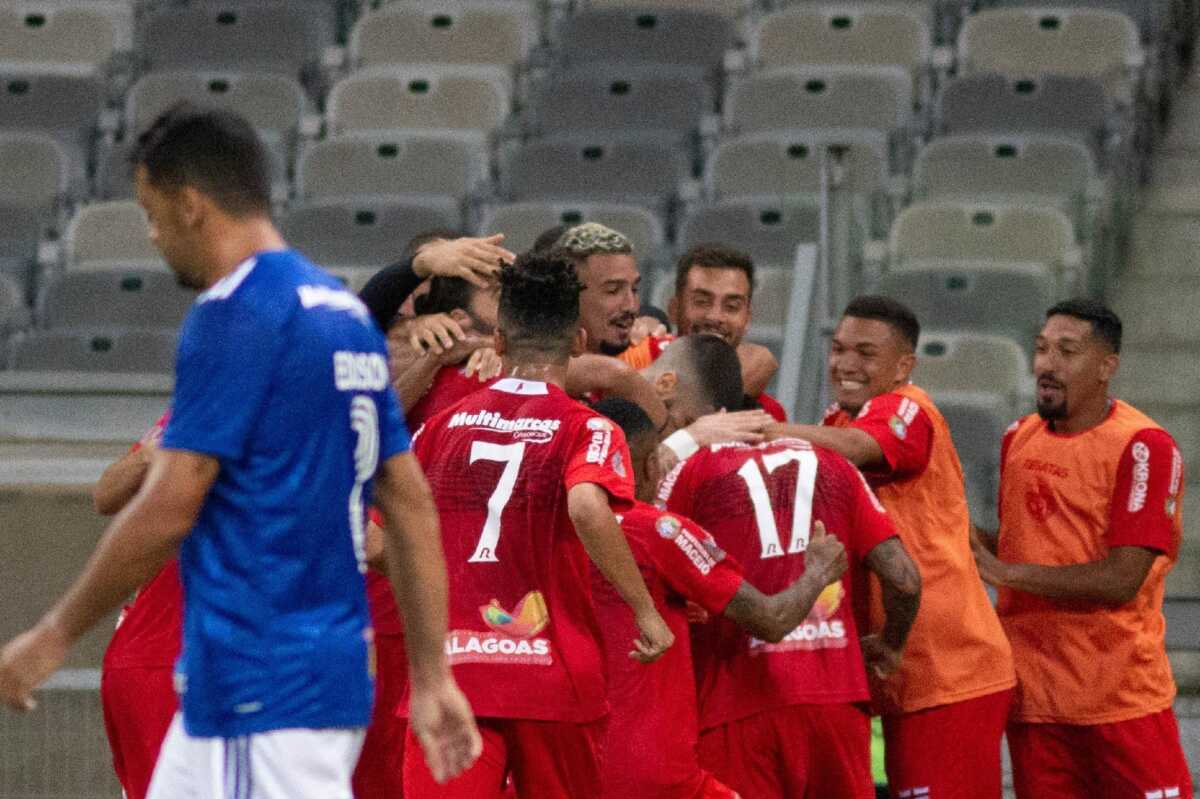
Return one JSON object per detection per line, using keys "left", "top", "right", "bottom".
{"left": 662, "top": 429, "right": 700, "bottom": 461}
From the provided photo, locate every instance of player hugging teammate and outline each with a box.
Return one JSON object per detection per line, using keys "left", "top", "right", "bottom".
{"left": 0, "top": 106, "right": 1192, "bottom": 799}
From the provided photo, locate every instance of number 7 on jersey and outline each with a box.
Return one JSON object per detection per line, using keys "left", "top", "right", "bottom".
{"left": 468, "top": 441, "right": 527, "bottom": 563}
{"left": 737, "top": 448, "right": 818, "bottom": 559}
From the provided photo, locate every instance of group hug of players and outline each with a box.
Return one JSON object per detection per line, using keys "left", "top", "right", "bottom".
{"left": 0, "top": 104, "right": 1185, "bottom": 799}
{"left": 91, "top": 216, "right": 1191, "bottom": 799}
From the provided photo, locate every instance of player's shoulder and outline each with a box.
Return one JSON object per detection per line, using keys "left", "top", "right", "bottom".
{"left": 1111, "top": 400, "right": 1175, "bottom": 443}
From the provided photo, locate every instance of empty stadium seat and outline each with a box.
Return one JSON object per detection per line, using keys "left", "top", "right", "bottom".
{"left": 0, "top": 132, "right": 68, "bottom": 221}
{"left": 6, "top": 329, "right": 176, "bottom": 373}
{"left": 678, "top": 200, "right": 820, "bottom": 269}
{"left": 648, "top": 264, "right": 794, "bottom": 340}
{"left": 0, "top": 70, "right": 103, "bottom": 168}
{"left": 297, "top": 134, "right": 485, "bottom": 212}
{"left": 938, "top": 73, "right": 1112, "bottom": 154}
{"left": 478, "top": 202, "right": 666, "bottom": 261}
{"left": 912, "top": 331, "right": 1030, "bottom": 411}
{"left": 936, "top": 392, "right": 1012, "bottom": 526}
{"left": 0, "top": 5, "right": 117, "bottom": 73}
{"left": 979, "top": 0, "right": 1167, "bottom": 43}
{"left": 282, "top": 201, "right": 460, "bottom": 271}
{"left": 142, "top": 2, "right": 326, "bottom": 77}
{"left": 65, "top": 202, "right": 163, "bottom": 271}
{"left": 708, "top": 133, "right": 890, "bottom": 201}
{"left": 725, "top": 67, "right": 913, "bottom": 139}
{"left": 585, "top": 0, "right": 747, "bottom": 18}
{"left": 350, "top": 2, "right": 535, "bottom": 80}
{"left": 959, "top": 8, "right": 1143, "bottom": 100}
{"left": 38, "top": 270, "right": 194, "bottom": 331}
{"left": 913, "top": 134, "right": 1098, "bottom": 232}
{"left": 751, "top": 8, "right": 930, "bottom": 84}
{"left": 502, "top": 137, "right": 685, "bottom": 208}
{"left": 559, "top": 8, "right": 734, "bottom": 77}
{"left": 327, "top": 68, "right": 508, "bottom": 140}
{"left": 526, "top": 67, "right": 709, "bottom": 144}
{"left": 127, "top": 71, "right": 306, "bottom": 144}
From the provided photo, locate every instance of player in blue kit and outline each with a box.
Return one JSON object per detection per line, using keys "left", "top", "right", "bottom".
{"left": 0, "top": 105, "right": 481, "bottom": 796}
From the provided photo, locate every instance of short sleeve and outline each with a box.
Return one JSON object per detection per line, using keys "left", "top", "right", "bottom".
{"left": 657, "top": 454, "right": 698, "bottom": 517}
{"left": 846, "top": 392, "right": 933, "bottom": 481}
{"left": 378, "top": 384, "right": 412, "bottom": 460}
{"left": 1107, "top": 429, "right": 1182, "bottom": 554}
{"left": 163, "top": 302, "right": 285, "bottom": 460}
{"left": 646, "top": 512, "right": 745, "bottom": 615}
{"left": 843, "top": 459, "right": 898, "bottom": 559}
{"left": 564, "top": 415, "right": 636, "bottom": 510}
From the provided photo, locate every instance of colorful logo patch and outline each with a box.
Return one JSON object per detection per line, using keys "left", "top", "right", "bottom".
{"left": 480, "top": 591, "right": 549, "bottom": 638}
{"left": 656, "top": 514, "right": 682, "bottom": 540}
{"left": 611, "top": 451, "right": 626, "bottom": 478}
{"left": 888, "top": 415, "right": 908, "bottom": 440}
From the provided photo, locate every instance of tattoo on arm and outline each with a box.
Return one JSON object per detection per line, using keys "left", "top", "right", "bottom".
{"left": 865, "top": 537, "right": 921, "bottom": 651}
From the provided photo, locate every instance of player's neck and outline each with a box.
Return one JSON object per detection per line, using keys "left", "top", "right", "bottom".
{"left": 1052, "top": 395, "right": 1114, "bottom": 435}
{"left": 202, "top": 217, "right": 287, "bottom": 287}
{"left": 504, "top": 361, "right": 568, "bottom": 390}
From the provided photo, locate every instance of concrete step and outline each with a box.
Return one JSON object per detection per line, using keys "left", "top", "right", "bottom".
{"left": 1112, "top": 348, "right": 1200, "bottom": 406}
{"left": 1111, "top": 278, "right": 1200, "bottom": 346}
{"left": 1130, "top": 214, "right": 1200, "bottom": 277}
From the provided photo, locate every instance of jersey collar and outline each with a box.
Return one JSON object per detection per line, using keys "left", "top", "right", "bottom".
{"left": 491, "top": 378, "right": 549, "bottom": 395}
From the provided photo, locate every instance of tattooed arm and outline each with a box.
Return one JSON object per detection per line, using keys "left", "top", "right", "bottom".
{"left": 861, "top": 536, "right": 921, "bottom": 678}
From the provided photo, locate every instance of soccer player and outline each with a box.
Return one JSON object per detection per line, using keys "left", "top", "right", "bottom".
{"left": 657, "top": 371, "right": 922, "bottom": 798}
{"left": 590, "top": 397, "right": 850, "bottom": 799}
{"left": 0, "top": 105, "right": 480, "bottom": 795}
{"left": 973, "top": 299, "right": 1193, "bottom": 799}
{"left": 667, "top": 244, "right": 789, "bottom": 421}
{"left": 768, "top": 296, "right": 1015, "bottom": 798}
{"left": 94, "top": 412, "right": 179, "bottom": 799}
{"left": 401, "top": 252, "right": 675, "bottom": 798}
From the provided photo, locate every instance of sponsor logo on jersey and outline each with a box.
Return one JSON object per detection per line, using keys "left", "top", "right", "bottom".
{"left": 446, "top": 591, "right": 553, "bottom": 666}
{"left": 656, "top": 515, "right": 682, "bottom": 539}
{"left": 1023, "top": 458, "right": 1070, "bottom": 479}
{"left": 447, "top": 411, "right": 562, "bottom": 444}
{"left": 610, "top": 450, "right": 626, "bottom": 477}
{"left": 888, "top": 415, "right": 908, "bottom": 440}
{"left": 1145, "top": 787, "right": 1182, "bottom": 799}
{"left": 749, "top": 581, "right": 846, "bottom": 654}
{"left": 585, "top": 425, "right": 612, "bottom": 464}
{"left": 1128, "top": 441, "right": 1151, "bottom": 513}
{"left": 334, "top": 351, "right": 389, "bottom": 392}
{"left": 1025, "top": 478, "right": 1060, "bottom": 523}
{"left": 661, "top": 516, "right": 720, "bottom": 575}
{"left": 587, "top": 417, "right": 612, "bottom": 432}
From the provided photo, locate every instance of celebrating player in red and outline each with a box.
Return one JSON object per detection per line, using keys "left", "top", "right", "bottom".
{"left": 658, "top": 387, "right": 922, "bottom": 798}
{"left": 401, "top": 251, "right": 674, "bottom": 798}
{"left": 590, "top": 394, "right": 849, "bottom": 799}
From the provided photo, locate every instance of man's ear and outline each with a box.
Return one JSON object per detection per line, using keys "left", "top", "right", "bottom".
{"left": 895, "top": 350, "right": 916, "bottom": 385}
{"left": 178, "top": 185, "right": 206, "bottom": 228}
{"left": 1099, "top": 352, "right": 1120, "bottom": 383}
{"left": 570, "top": 326, "right": 588, "bottom": 358}
{"left": 653, "top": 370, "right": 679, "bottom": 401}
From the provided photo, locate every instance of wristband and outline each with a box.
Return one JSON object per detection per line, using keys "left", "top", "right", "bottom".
{"left": 662, "top": 429, "right": 700, "bottom": 461}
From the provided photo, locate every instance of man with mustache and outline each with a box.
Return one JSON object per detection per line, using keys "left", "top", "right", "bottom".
{"left": 973, "top": 298, "right": 1192, "bottom": 799}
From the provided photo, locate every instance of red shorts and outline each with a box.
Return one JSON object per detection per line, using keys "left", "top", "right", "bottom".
{"left": 882, "top": 688, "right": 1012, "bottom": 799}
{"left": 696, "top": 703, "right": 873, "bottom": 799}
{"left": 403, "top": 716, "right": 605, "bottom": 798}
{"left": 100, "top": 666, "right": 177, "bottom": 799}
{"left": 353, "top": 633, "right": 408, "bottom": 798}
{"left": 1008, "top": 707, "right": 1194, "bottom": 799}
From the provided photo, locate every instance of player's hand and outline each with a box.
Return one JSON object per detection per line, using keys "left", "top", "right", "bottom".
{"left": 684, "top": 600, "right": 710, "bottom": 624}
{"left": 409, "top": 677, "right": 483, "bottom": 784}
{"left": 413, "top": 234, "right": 515, "bottom": 288}
{"left": 409, "top": 313, "right": 470, "bottom": 356}
{"left": 0, "top": 621, "right": 71, "bottom": 712}
{"left": 629, "top": 316, "right": 668, "bottom": 345}
{"left": 860, "top": 633, "right": 902, "bottom": 680}
{"left": 630, "top": 608, "right": 675, "bottom": 664}
{"left": 971, "top": 538, "right": 1010, "bottom": 589}
{"left": 687, "top": 409, "right": 774, "bottom": 448}
{"left": 804, "top": 521, "right": 848, "bottom": 587}
{"left": 464, "top": 347, "right": 503, "bottom": 382}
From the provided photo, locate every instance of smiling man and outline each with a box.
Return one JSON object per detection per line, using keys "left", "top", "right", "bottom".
{"left": 974, "top": 299, "right": 1192, "bottom": 799}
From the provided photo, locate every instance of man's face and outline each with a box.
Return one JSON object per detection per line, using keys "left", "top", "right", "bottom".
{"left": 1034, "top": 315, "right": 1116, "bottom": 421}
{"left": 134, "top": 166, "right": 204, "bottom": 289}
{"left": 672, "top": 266, "right": 752, "bottom": 345}
{"left": 577, "top": 253, "right": 640, "bottom": 355}
{"left": 466, "top": 283, "right": 500, "bottom": 335}
{"left": 828, "top": 316, "right": 914, "bottom": 416}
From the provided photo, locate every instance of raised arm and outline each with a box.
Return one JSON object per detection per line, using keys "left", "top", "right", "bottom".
{"left": 723, "top": 520, "right": 848, "bottom": 642}
{"left": 565, "top": 354, "right": 668, "bottom": 432}
{"left": 862, "top": 536, "right": 922, "bottom": 678}
{"left": 766, "top": 423, "right": 885, "bottom": 469}
{"left": 0, "top": 449, "right": 217, "bottom": 710}
{"left": 567, "top": 482, "right": 674, "bottom": 663}
{"left": 372, "top": 452, "right": 480, "bottom": 783}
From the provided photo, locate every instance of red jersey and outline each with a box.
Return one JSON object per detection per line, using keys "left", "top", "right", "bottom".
{"left": 756, "top": 392, "right": 787, "bottom": 423}
{"left": 659, "top": 439, "right": 896, "bottom": 730}
{"left": 366, "top": 365, "right": 497, "bottom": 637}
{"left": 104, "top": 412, "right": 184, "bottom": 670}
{"left": 593, "top": 502, "right": 744, "bottom": 798}
{"left": 409, "top": 377, "right": 635, "bottom": 723}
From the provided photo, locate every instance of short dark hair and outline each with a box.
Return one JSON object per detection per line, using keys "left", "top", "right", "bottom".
{"left": 1046, "top": 297, "right": 1122, "bottom": 353}
{"left": 413, "top": 275, "right": 474, "bottom": 317}
{"left": 593, "top": 397, "right": 657, "bottom": 444}
{"left": 842, "top": 295, "right": 920, "bottom": 351}
{"left": 498, "top": 249, "right": 583, "bottom": 360}
{"left": 675, "top": 245, "right": 756, "bottom": 300}
{"left": 131, "top": 102, "right": 271, "bottom": 217}
{"left": 531, "top": 224, "right": 568, "bottom": 254}
{"left": 679, "top": 334, "right": 744, "bottom": 412}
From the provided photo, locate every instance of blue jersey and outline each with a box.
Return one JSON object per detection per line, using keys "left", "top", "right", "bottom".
{"left": 162, "top": 250, "right": 411, "bottom": 737}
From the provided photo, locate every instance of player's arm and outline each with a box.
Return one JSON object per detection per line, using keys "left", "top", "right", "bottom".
{"left": 567, "top": 482, "right": 675, "bottom": 663}
{"left": 657, "top": 409, "right": 775, "bottom": 475}
{"left": 737, "top": 342, "right": 778, "bottom": 397}
{"left": 723, "top": 521, "right": 848, "bottom": 642}
{"left": 565, "top": 354, "right": 669, "bottom": 432}
{"left": 971, "top": 523, "right": 999, "bottom": 555}
{"left": 93, "top": 440, "right": 155, "bottom": 516}
{"left": 862, "top": 536, "right": 922, "bottom": 678}
{"left": 373, "top": 451, "right": 481, "bottom": 783}
{"left": 767, "top": 423, "right": 886, "bottom": 469}
{"left": 975, "top": 546, "right": 1159, "bottom": 606}
{"left": 0, "top": 449, "right": 217, "bottom": 710}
